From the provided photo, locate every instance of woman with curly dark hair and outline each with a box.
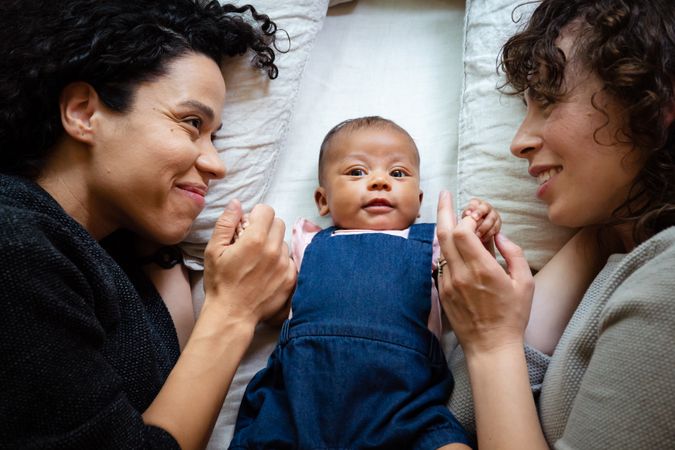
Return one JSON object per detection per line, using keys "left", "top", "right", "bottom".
{"left": 0, "top": 1, "right": 295, "bottom": 448}
{"left": 436, "top": 0, "right": 675, "bottom": 448}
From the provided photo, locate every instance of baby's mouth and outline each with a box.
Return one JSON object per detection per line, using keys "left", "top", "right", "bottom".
{"left": 365, "top": 198, "right": 393, "bottom": 208}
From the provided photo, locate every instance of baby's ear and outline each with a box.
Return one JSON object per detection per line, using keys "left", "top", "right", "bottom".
{"left": 418, "top": 190, "right": 424, "bottom": 217}
{"left": 314, "top": 187, "right": 330, "bottom": 216}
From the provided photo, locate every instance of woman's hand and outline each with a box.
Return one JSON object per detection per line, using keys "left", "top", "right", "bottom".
{"left": 203, "top": 199, "right": 296, "bottom": 326}
{"left": 436, "top": 192, "right": 534, "bottom": 356}
{"left": 437, "top": 192, "right": 548, "bottom": 450}
{"left": 144, "top": 200, "right": 295, "bottom": 450}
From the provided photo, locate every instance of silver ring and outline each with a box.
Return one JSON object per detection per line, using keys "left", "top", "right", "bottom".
{"left": 437, "top": 257, "right": 447, "bottom": 276}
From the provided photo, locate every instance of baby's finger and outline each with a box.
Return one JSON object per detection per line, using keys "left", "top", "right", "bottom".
{"left": 462, "top": 198, "right": 482, "bottom": 218}
{"left": 472, "top": 199, "right": 492, "bottom": 218}
{"left": 477, "top": 213, "right": 498, "bottom": 239}
{"left": 209, "top": 199, "right": 243, "bottom": 252}
{"left": 243, "top": 204, "right": 275, "bottom": 237}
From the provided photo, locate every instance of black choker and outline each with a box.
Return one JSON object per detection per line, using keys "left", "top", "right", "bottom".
{"left": 137, "top": 246, "right": 183, "bottom": 269}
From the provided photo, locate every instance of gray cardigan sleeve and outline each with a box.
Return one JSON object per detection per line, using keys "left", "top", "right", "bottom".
{"left": 444, "top": 333, "right": 551, "bottom": 436}
{"left": 550, "top": 245, "right": 675, "bottom": 449}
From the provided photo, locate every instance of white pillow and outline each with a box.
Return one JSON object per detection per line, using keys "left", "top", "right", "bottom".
{"left": 181, "top": 0, "right": 329, "bottom": 269}
{"left": 329, "top": 0, "right": 354, "bottom": 6}
{"left": 457, "top": 0, "right": 574, "bottom": 271}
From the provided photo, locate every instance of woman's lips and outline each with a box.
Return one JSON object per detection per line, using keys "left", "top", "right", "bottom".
{"left": 176, "top": 183, "right": 207, "bottom": 208}
{"left": 535, "top": 167, "right": 561, "bottom": 199}
{"left": 528, "top": 165, "right": 562, "bottom": 200}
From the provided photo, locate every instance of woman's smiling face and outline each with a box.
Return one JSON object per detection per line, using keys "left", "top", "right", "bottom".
{"left": 510, "top": 30, "right": 644, "bottom": 230}
{"left": 90, "top": 52, "right": 227, "bottom": 244}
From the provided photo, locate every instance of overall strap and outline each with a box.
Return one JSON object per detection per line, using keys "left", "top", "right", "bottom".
{"left": 407, "top": 223, "right": 435, "bottom": 244}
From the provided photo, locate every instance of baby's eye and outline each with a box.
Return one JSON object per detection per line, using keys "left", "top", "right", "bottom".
{"left": 348, "top": 168, "right": 366, "bottom": 176}
{"left": 390, "top": 169, "right": 407, "bottom": 178}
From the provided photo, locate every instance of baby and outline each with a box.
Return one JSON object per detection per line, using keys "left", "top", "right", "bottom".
{"left": 229, "top": 116, "right": 492, "bottom": 450}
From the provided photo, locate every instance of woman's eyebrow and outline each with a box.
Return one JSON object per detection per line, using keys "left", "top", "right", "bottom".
{"left": 178, "top": 100, "right": 215, "bottom": 122}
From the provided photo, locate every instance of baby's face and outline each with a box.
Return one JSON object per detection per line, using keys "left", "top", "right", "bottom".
{"left": 315, "top": 127, "right": 422, "bottom": 230}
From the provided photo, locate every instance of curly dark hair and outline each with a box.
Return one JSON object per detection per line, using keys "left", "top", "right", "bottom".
{"left": 500, "top": 0, "right": 675, "bottom": 244}
{"left": 0, "top": 0, "right": 280, "bottom": 178}
{"left": 318, "top": 116, "right": 419, "bottom": 185}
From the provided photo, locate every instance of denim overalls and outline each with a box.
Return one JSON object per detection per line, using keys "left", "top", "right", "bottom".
{"left": 229, "top": 224, "right": 471, "bottom": 450}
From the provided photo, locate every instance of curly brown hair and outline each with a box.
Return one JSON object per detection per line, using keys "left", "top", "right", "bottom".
{"left": 0, "top": 0, "right": 280, "bottom": 179}
{"left": 500, "top": 0, "right": 675, "bottom": 244}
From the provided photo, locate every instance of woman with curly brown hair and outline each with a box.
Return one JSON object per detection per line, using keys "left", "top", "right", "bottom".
{"left": 437, "top": 0, "right": 675, "bottom": 448}
{"left": 0, "top": 1, "right": 295, "bottom": 448}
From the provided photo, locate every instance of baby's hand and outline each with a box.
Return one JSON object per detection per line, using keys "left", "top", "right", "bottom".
{"left": 233, "top": 213, "right": 251, "bottom": 243}
{"left": 461, "top": 198, "right": 501, "bottom": 244}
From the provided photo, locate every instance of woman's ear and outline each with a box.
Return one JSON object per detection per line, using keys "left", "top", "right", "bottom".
{"left": 665, "top": 100, "right": 675, "bottom": 129}
{"left": 314, "top": 187, "right": 330, "bottom": 216}
{"left": 59, "top": 82, "right": 100, "bottom": 145}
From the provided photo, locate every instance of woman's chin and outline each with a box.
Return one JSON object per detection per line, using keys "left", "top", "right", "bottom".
{"left": 150, "top": 225, "right": 192, "bottom": 247}
{"left": 546, "top": 205, "right": 579, "bottom": 229}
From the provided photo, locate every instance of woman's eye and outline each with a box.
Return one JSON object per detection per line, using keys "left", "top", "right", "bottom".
{"left": 348, "top": 168, "right": 366, "bottom": 176}
{"left": 187, "top": 118, "right": 202, "bottom": 129}
{"left": 390, "top": 169, "right": 406, "bottom": 178}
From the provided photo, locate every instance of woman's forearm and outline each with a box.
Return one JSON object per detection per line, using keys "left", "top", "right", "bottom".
{"left": 142, "top": 298, "right": 256, "bottom": 450}
{"left": 527, "top": 228, "right": 605, "bottom": 354}
{"left": 466, "top": 342, "right": 548, "bottom": 450}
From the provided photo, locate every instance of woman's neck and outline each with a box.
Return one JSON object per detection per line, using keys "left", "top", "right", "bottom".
{"left": 37, "top": 141, "right": 116, "bottom": 241}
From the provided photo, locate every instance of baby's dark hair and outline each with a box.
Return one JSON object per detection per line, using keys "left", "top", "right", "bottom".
{"left": 500, "top": 0, "right": 675, "bottom": 243}
{"left": 318, "top": 116, "right": 419, "bottom": 185}
{"left": 0, "top": 0, "right": 280, "bottom": 178}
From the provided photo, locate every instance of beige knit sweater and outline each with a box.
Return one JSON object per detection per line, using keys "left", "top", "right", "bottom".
{"left": 446, "top": 226, "right": 675, "bottom": 449}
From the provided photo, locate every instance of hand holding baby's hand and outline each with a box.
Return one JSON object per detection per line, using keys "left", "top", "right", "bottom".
{"left": 462, "top": 198, "right": 501, "bottom": 249}
{"left": 233, "top": 213, "right": 251, "bottom": 242}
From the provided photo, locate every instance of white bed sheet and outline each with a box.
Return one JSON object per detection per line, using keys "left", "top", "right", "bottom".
{"left": 204, "top": 1, "right": 466, "bottom": 447}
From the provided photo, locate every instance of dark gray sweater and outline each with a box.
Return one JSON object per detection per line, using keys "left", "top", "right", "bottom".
{"left": 0, "top": 174, "right": 180, "bottom": 449}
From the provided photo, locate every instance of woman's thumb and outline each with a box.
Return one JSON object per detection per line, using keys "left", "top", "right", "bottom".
{"left": 211, "top": 199, "right": 243, "bottom": 247}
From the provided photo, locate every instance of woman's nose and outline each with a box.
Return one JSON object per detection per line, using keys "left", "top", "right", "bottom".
{"left": 510, "top": 113, "right": 543, "bottom": 159}
{"left": 368, "top": 173, "right": 391, "bottom": 191}
{"left": 196, "top": 141, "right": 226, "bottom": 180}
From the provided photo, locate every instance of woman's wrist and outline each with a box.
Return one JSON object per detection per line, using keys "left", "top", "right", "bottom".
{"left": 460, "top": 332, "right": 526, "bottom": 361}
{"left": 464, "top": 339, "right": 525, "bottom": 371}
{"left": 196, "top": 296, "right": 258, "bottom": 343}
{"left": 464, "top": 339, "right": 549, "bottom": 450}
{"left": 143, "top": 298, "right": 257, "bottom": 450}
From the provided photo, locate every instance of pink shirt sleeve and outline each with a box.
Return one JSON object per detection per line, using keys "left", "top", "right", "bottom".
{"left": 429, "top": 233, "right": 443, "bottom": 339}
{"left": 291, "top": 218, "right": 322, "bottom": 271}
